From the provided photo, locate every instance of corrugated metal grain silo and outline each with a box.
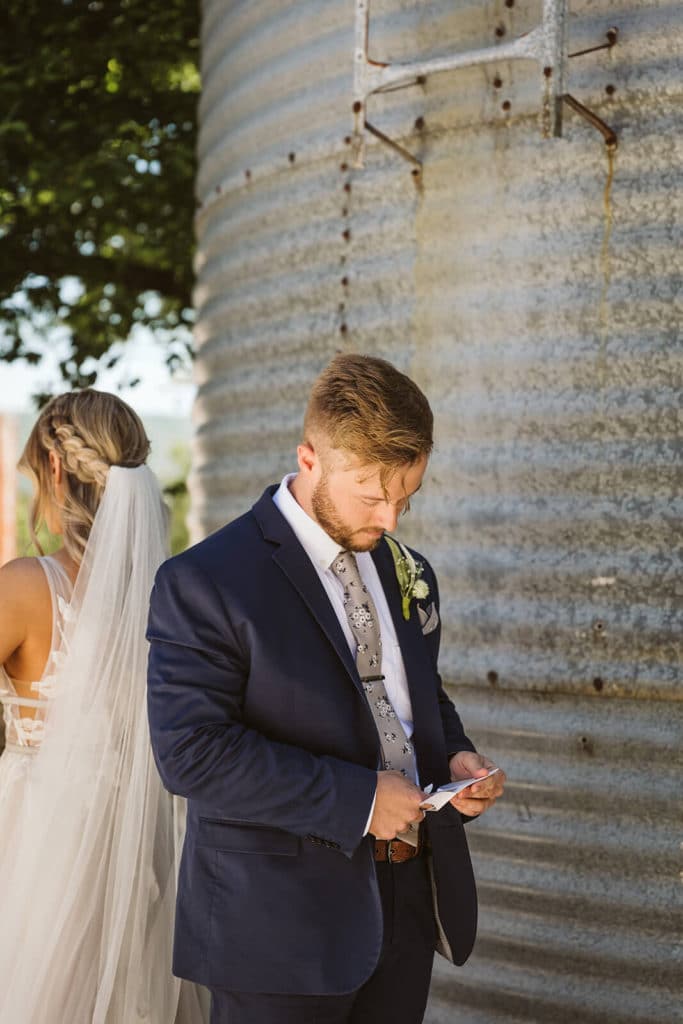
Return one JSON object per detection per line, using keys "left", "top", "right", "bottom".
{"left": 191, "top": 2, "right": 682, "bottom": 1020}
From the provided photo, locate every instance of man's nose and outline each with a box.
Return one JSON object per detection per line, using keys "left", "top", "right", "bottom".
{"left": 374, "top": 504, "right": 400, "bottom": 532}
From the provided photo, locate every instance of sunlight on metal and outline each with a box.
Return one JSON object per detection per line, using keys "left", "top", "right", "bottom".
{"left": 352, "top": 0, "right": 568, "bottom": 168}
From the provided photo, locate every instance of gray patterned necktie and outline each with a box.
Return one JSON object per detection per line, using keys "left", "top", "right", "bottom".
{"left": 330, "top": 551, "right": 418, "bottom": 786}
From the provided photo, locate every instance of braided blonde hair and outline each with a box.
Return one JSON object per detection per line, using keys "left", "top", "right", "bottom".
{"left": 19, "top": 390, "right": 151, "bottom": 562}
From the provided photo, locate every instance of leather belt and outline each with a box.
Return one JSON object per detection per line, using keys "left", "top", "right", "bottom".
{"left": 374, "top": 834, "right": 423, "bottom": 863}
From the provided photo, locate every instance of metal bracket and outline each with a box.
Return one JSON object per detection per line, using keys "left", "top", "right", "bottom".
{"left": 563, "top": 94, "right": 617, "bottom": 149}
{"left": 352, "top": 0, "right": 568, "bottom": 168}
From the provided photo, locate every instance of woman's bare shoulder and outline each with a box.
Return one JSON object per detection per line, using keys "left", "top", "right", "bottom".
{"left": 0, "top": 557, "right": 50, "bottom": 610}
{"left": 0, "top": 555, "right": 49, "bottom": 583}
{"left": 0, "top": 558, "right": 51, "bottom": 664}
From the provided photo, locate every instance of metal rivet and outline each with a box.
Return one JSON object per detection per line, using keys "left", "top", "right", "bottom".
{"left": 543, "top": 66, "right": 553, "bottom": 78}
{"left": 340, "top": 162, "right": 349, "bottom": 172}
{"left": 414, "top": 116, "right": 425, "bottom": 130}
{"left": 605, "top": 84, "right": 616, "bottom": 95}
{"left": 493, "top": 76, "right": 503, "bottom": 89}
{"left": 502, "top": 100, "right": 511, "bottom": 111}
{"left": 288, "top": 152, "right": 295, "bottom": 164}
{"left": 344, "top": 182, "right": 351, "bottom": 193}
{"left": 487, "top": 670, "right": 499, "bottom": 686}
{"left": 342, "top": 229, "right": 351, "bottom": 242}
{"left": 495, "top": 24, "right": 506, "bottom": 38}
{"left": 593, "top": 677, "right": 604, "bottom": 692}
{"left": 340, "top": 323, "right": 348, "bottom": 335}
{"left": 353, "top": 100, "right": 362, "bottom": 113}
{"left": 341, "top": 276, "right": 349, "bottom": 287}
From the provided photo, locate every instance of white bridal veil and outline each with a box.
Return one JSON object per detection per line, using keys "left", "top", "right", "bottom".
{"left": 0, "top": 466, "right": 200, "bottom": 1023}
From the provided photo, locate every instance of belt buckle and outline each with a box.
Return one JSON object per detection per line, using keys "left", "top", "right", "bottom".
{"left": 387, "top": 839, "right": 398, "bottom": 864}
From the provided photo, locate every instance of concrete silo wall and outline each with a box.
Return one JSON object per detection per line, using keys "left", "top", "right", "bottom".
{"left": 192, "top": 2, "right": 682, "bottom": 1020}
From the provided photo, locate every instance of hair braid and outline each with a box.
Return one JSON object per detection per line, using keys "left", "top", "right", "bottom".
{"left": 52, "top": 422, "right": 111, "bottom": 487}
{"left": 18, "top": 389, "right": 151, "bottom": 564}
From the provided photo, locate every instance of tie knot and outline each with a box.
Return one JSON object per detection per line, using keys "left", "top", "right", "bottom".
{"left": 330, "top": 551, "right": 356, "bottom": 577}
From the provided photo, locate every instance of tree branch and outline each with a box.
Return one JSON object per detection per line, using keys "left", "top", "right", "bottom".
{"left": 25, "top": 251, "right": 192, "bottom": 307}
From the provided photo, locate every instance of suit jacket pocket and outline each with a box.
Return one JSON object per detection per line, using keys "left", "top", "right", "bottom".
{"left": 196, "top": 817, "right": 300, "bottom": 855}
{"left": 417, "top": 602, "right": 439, "bottom": 635}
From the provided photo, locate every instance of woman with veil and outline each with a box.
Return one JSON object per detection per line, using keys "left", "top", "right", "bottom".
{"left": 0, "top": 390, "right": 208, "bottom": 1023}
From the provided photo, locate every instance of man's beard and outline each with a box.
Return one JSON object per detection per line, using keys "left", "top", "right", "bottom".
{"left": 311, "top": 475, "right": 383, "bottom": 552}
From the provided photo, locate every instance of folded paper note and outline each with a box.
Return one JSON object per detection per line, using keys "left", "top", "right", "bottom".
{"left": 421, "top": 768, "right": 501, "bottom": 811}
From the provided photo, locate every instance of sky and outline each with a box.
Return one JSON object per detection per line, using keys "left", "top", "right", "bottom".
{"left": 0, "top": 330, "right": 195, "bottom": 421}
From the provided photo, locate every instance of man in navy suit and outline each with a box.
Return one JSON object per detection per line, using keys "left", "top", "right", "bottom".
{"left": 147, "top": 354, "right": 505, "bottom": 1023}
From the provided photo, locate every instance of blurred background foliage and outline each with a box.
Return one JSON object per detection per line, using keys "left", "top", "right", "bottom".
{"left": 0, "top": 0, "right": 199, "bottom": 394}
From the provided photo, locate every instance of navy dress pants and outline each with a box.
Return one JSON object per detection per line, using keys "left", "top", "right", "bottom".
{"left": 209, "top": 853, "right": 438, "bottom": 1024}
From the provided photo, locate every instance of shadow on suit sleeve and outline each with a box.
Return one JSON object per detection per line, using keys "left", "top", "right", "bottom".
{"left": 146, "top": 556, "right": 377, "bottom": 858}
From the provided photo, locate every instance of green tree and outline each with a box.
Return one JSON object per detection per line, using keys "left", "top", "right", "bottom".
{"left": 0, "top": 0, "right": 199, "bottom": 391}
{"left": 163, "top": 440, "right": 191, "bottom": 554}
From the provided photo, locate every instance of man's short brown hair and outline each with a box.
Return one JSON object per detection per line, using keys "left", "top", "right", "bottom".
{"left": 304, "top": 353, "right": 433, "bottom": 472}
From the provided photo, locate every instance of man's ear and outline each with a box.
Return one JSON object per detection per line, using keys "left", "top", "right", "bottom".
{"left": 48, "top": 449, "right": 63, "bottom": 485}
{"left": 296, "top": 441, "right": 317, "bottom": 477}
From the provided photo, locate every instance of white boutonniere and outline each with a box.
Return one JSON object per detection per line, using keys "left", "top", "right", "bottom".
{"left": 385, "top": 536, "right": 430, "bottom": 621}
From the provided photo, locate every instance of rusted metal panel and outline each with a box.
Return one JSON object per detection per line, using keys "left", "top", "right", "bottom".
{"left": 193, "top": 1, "right": 682, "bottom": 1019}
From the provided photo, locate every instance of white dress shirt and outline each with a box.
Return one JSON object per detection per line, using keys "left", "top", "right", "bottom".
{"left": 273, "top": 474, "right": 420, "bottom": 832}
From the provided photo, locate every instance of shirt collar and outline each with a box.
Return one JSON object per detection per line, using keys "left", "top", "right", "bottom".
{"left": 273, "top": 474, "right": 343, "bottom": 572}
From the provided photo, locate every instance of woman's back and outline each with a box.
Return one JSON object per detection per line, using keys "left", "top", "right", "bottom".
{"left": 1, "top": 554, "right": 74, "bottom": 751}
{"left": 0, "top": 388, "right": 207, "bottom": 1022}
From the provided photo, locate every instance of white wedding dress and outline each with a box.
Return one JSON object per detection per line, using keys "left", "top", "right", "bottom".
{"left": 0, "top": 468, "right": 208, "bottom": 1024}
{"left": 0, "top": 555, "right": 73, "bottom": 840}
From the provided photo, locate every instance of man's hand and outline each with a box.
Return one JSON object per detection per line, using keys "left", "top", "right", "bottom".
{"left": 448, "top": 751, "right": 506, "bottom": 818}
{"left": 368, "top": 770, "right": 427, "bottom": 840}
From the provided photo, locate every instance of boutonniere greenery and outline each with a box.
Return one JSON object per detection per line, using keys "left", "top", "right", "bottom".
{"left": 385, "top": 536, "right": 430, "bottom": 620}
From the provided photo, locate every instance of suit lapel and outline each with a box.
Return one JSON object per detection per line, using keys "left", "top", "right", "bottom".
{"left": 252, "top": 489, "right": 448, "bottom": 781}
{"left": 272, "top": 542, "right": 363, "bottom": 693}
{"left": 371, "top": 540, "right": 446, "bottom": 788}
{"left": 252, "top": 488, "right": 364, "bottom": 699}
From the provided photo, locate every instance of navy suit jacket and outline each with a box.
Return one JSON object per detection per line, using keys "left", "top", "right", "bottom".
{"left": 146, "top": 486, "right": 478, "bottom": 994}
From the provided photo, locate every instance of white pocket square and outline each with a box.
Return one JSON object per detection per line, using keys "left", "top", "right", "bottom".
{"left": 417, "top": 602, "right": 439, "bottom": 635}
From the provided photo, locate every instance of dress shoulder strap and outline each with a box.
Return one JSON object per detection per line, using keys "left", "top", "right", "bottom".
{"left": 38, "top": 556, "right": 75, "bottom": 657}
